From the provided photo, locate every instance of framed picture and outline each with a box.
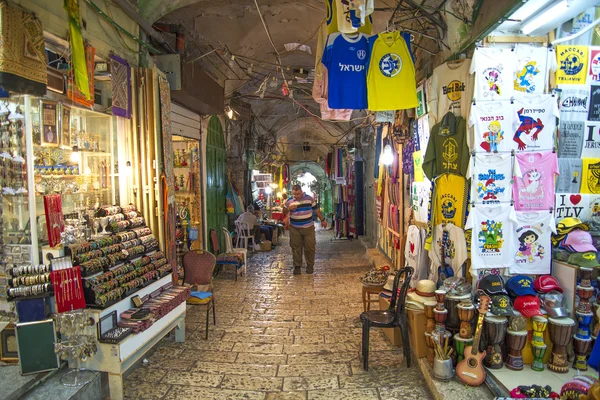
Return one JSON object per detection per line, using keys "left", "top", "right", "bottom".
{"left": 1, "top": 324, "right": 18, "bottom": 363}
{"left": 61, "top": 105, "right": 71, "bottom": 148}
{"left": 41, "top": 102, "right": 58, "bottom": 147}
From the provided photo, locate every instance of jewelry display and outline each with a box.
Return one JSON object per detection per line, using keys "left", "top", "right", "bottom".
{"left": 54, "top": 309, "right": 97, "bottom": 386}
{"left": 6, "top": 263, "right": 54, "bottom": 300}
{"left": 50, "top": 258, "right": 85, "bottom": 312}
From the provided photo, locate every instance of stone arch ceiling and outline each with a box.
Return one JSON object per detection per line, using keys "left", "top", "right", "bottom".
{"left": 141, "top": 0, "right": 394, "bottom": 162}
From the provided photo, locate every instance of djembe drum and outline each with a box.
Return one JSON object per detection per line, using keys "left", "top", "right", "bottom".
{"left": 453, "top": 333, "right": 473, "bottom": 363}
{"left": 573, "top": 336, "right": 592, "bottom": 371}
{"left": 531, "top": 343, "right": 547, "bottom": 371}
{"left": 548, "top": 317, "right": 576, "bottom": 373}
{"left": 424, "top": 301, "right": 437, "bottom": 333}
{"left": 576, "top": 311, "right": 594, "bottom": 340}
{"left": 446, "top": 294, "right": 470, "bottom": 335}
{"left": 484, "top": 315, "right": 508, "bottom": 369}
{"left": 457, "top": 303, "right": 475, "bottom": 339}
{"left": 434, "top": 307, "right": 448, "bottom": 331}
{"left": 531, "top": 315, "right": 548, "bottom": 346}
{"left": 424, "top": 332, "right": 435, "bottom": 364}
{"left": 577, "top": 285, "right": 594, "bottom": 313}
{"left": 580, "top": 268, "right": 593, "bottom": 287}
{"left": 506, "top": 330, "right": 528, "bottom": 370}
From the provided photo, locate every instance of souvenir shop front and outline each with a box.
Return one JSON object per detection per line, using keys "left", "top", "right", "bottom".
{"left": 367, "top": 2, "right": 600, "bottom": 398}
{"left": 0, "top": 3, "right": 189, "bottom": 400}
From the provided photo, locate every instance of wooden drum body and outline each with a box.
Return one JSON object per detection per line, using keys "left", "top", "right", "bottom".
{"left": 453, "top": 333, "right": 473, "bottom": 363}
{"left": 573, "top": 336, "right": 592, "bottom": 371}
{"left": 445, "top": 294, "right": 470, "bottom": 335}
{"left": 458, "top": 303, "right": 475, "bottom": 339}
{"left": 484, "top": 315, "right": 507, "bottom": 369}
{"left": 548, "top": 317, "right": 576, "bottom": 373}
{"left": 505, "top": 329, "right": 528, "bottom": 371}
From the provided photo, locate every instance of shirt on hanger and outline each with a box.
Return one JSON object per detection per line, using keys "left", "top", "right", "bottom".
{"left": 589, "top": 47, "right": 600, "bottom": 85}
{"left": 582, "top": 158, "right": 600, "bottom": 194}
{"left": 312, "top": 21, "right": 328, "bottom": 104}
{"left": 582, "top": 121, "right": 600, "bottom": 158}
{"left": 427, "top": 59, "right": 473, "bottom": 123}
{"left": 555, "top": 158, "right": 583, "bottom": 193}
{"left": 431, "top": 173, "right": 469, "bottom": 229}
{"left": 589, "top": 86, "right": 600, "bottom": 121}
{"left": 513, "top": 44, "right": 557, "bottom": 94}
{"left": 405, "top": 225, "right": 429, "bottom": 287}
{"left": 512, "top": 94, "right": 559, "bottom": 151}
{"left": 325, "top": 0, "right": 372, "bottom": 34}
{"left": 429, "top": 223, "right": 467, "bottom": 284}
{"left": 467, "top": 204, "right": 518, "bottom": 270}
{"left": 470, "top": 47, "right": 517, "bottom": 101}
{"left": 322, "top": 32, "right": 369, "bottom": 109}
{"left": 469, "top": 100, "right": 519, "bottom": 153}
{"left": 471, "top": 152, "right": 519, "bottom": 205}
{"left": 558, "top": 84, "right": 591, "bottom": 121}
{"left": 556, "top": 45, "right": 589, "bottom": 85}
{"left": 513, "top": 151, "right": 559, "bottom": 211}
{"left": 511, "top": 211, "right": 556, "bottom": 275}
{"left": 423, "top": 115, "right": 470, "bottom": 180}
{"left": 366, "top": 31, "right": 418, "bottom": 111}
{"left": 557, "top": 121, "right": 585, "bottom": 158}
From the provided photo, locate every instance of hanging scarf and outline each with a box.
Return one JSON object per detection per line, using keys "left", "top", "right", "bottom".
{"left": 65, "top": 0, "right": 90, "bottom": 100}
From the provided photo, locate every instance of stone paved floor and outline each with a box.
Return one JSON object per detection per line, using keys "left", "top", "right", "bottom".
{"left": 124, "top": 229, "right": 431, "bottom": 400}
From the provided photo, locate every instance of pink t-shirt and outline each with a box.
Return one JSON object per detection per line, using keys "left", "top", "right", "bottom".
{"left": 513, "top": 151, "right": 559, "bottom": 211}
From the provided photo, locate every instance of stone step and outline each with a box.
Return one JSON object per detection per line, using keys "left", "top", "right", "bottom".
{"left": 21, "top": 368, "right": 107, "bottom": 400}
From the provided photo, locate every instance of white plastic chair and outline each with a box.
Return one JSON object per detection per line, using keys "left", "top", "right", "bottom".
{"left": 235, "top": 221, "right": 255, "bottom": 251}
{"left": 221, "top": 226, "right": 247, "bottom": 276}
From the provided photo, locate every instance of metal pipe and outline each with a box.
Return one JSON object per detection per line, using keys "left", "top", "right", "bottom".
{"left": 111, "top": 0, "right": 174, "bottom": 53}
{"left": 84, "top": 0, "right": 163, "bottom": 55}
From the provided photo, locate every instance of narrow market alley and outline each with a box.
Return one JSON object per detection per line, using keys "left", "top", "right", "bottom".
{"left": 123, "top": 229, "right": 430, "bottom": 400}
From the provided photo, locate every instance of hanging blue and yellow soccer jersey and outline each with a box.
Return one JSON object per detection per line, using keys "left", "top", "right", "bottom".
{"left": 367, "top": 31, "right": 418, "bottom": 111}
{"left": 325, "top": 0, "right": 372, "bottom": 35}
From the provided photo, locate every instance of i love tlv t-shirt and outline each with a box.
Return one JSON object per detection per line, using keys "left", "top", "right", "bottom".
{"left": 322, "top": 32, "right": 369, "bottom": 109}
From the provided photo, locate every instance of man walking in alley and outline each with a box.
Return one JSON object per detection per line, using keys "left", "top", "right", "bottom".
{"left": 283, "top": 185, "right": 327, "bottom": 275}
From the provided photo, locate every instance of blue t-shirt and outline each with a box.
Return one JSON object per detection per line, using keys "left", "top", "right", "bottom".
{"left": 322, "top": 32, "right": 369, "bottom": 110}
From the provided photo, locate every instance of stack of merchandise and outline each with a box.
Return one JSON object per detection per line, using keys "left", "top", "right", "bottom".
{"left": 118, "top": 308, "right": 154, "bottom": 333}
{"left": 141, "top": 285, "right": 190, "bottom": 319}
{"left": 553, "top": 218, "right": 599, "bottom": 268}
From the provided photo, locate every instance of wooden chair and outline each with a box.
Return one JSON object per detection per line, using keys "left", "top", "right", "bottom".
{"left": 183, "top": 250, "right": 217, "bottom": 339}
{"left": 360, "top": 266, "right": 414, "bottom": 370}
{"left": 214, "top": 227, "right": 246, "bottom": 281}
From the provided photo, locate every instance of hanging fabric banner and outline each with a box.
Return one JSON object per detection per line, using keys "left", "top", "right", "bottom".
{"left": 109, "top": 54, "right": 132, "bottom": 118}
{"left": 67, "top": 44, "right": 95, "bottom": 107}
{"left": 64, "top": 0, "right": 90, "bottom": 100}
{"left": 0, "top": 2, "right": 47, "bottom": 95}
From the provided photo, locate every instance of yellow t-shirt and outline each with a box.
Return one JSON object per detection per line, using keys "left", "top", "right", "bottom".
{"left": 325, "top": 0, "right": 372, "bottom": 35}
{"left": 582, "top": 158, "right": 600, "bottom": 194}
{"left": 367, "top": 32, "right": 418, "bottom": 111}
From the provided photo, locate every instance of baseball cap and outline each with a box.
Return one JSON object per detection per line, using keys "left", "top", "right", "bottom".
{"left": 559, "top": 230, "right": 597, "bottom": 253}
{"left": 587, "top": 216, "right": 600, "bottom": 236}
{"left": 513, "top": 295, "right": 543, "bottom": 317}
{"left": 534, "top": 275, "right": 563, "bottom": 293}
{"left": 567, "top": 252, "right": 600, "bottom": 268}
{"left": 490, "top": 294, "right": 514, "bottom": 316}
{"left": 556, "top": 218, "right": 588, "bottom": 233}
{"left": 478, "top": 274, "right": 508, "bottom": 296}
{"left": 506, "top": 275, "right": 536, "bottom": 298}
{"left": 539, "top": 291, "right": 569, "bottom": 318}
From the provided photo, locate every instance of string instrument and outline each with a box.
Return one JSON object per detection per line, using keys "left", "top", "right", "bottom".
{"left": 456, "top": 294, "right": 491, "bottom": 386}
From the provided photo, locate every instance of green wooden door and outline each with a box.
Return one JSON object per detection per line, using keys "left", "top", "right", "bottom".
{"left": 206, "top": 116, "right": 227, "bottom": 252}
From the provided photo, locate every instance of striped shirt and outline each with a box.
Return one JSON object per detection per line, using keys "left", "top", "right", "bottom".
{"left": 286, "top": 193, "right": 317, "bottom": 229}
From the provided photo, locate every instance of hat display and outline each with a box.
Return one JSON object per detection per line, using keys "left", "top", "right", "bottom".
{"left": 407, "top": 280, "right": 436, "bottom": 304}
{"left": 553, "top": 218, "right": 589, "bottom": 246}
{"left": 559, "top": 230, "right": 598, "bottom": 253}
{"left": 506, "top": 275, "right": 537, "bottom": 298}
{"left": 539, "top": 291, "right": 569, "bottom": 318}
{"left": 552, "top": 248, "right": 571, "bottom": 262}
{"left": 478, "top": 274, "right": 508, "bottom": 296}
{"left": 440, "top": 277, "right": 471, "bottom": 296}
{"left": 587, "top": 216, "right": 600, "bottom": 236}
{"left": 567, "top": 252, "right": 600, "bottom": 268}
{"left": 513, "top": 295, "right": 543, "bottom": 317}
{"left": 490, "top": 294, "right": 514, "bottom": 317}
{"left": 534, "top": 275, "right": 563, "bottom": 293}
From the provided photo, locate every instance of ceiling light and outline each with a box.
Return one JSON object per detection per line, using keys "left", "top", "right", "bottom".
{"left": 265, "top": 186, "right": 273, "bottom": 194}
{"left": 509, "top": 0, "right": 553, "bottom": 21}
{"left": 522, "top": 0, "right": 569, "bottom": 35}
{"left": 381, "top": 145, "right": 394, "bottom": 166}
{"left": 225, "top": 105, "right": 234, "bottom": 119}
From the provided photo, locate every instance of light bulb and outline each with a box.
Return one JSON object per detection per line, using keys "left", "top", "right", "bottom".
{"left": 381, "top": 145, "right": 394, "bottom": 166}
{"left": 70, "top": 146, "right": 80, "bottom": 162}
{"left": 84, "top": 167, "right": 92, "bottom": 176}
{"left": 276, "top": 191, "right": 282, "bottom": 198}
{"left": 282, "top": 188, "right": 287, "bottom": 193}
{"left": 265, "top": 187, "right": 273, "bottom": 194}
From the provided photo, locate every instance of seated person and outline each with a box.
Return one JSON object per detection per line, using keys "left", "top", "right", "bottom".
{"left": 236, "top": 205, "right": 261, "bottom": 245}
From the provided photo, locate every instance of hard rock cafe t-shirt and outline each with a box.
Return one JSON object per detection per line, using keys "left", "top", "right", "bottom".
{"left": 513, "top": 151, "right": 559, "bottom": 211}
{"left": 466, "top": 204, "right": 518, "bottom": 270}
{"left": 514, "top": 44, "right": 557, "bottom": 94}
{"left": 512, "top": 94, "right": 559, "bottom": 152}
{"left": 511, "top": 211, "right": 555, "bottom": 275}
{"left": 469, "top": 100, "right": 519, "bottom": 153}
{"left": 471, "top": 153, "right": 519, "bottom": 205}
{"left": 427, "top": 59, "right": 473, "bottom": 123}
{"left": 470, "top": 47, "right": 517, "bottom": 101}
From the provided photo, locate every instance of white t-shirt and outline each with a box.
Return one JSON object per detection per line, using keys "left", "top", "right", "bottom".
{"left": 469, "top": 100, "right": 519, "bottom": 153}
{"left": 514, "top": 44, "right": 557, "bottom": 94}
{"left": 236, "top": 212, "right": 258, "bottom": 229}
{"left": 470, "top": 48, "right": 517, "bottom": 101}
{"left": 466, "top": 204, "right": 518, "bottom": 270}
{"left": 429, "top": 223, "right": 467, "bottom": 283}
{"left": 427, "top": 59, "right": 473, "bottom": 123}
{"left": 511, "top": 211, "right": 556, "bottom": 275}
{"left": 471, "top": 153, "right": 520, "bottom": 205}
{"left": 512, "top": 94, "right": 559, "bottom": 152}
{"left": 558, "top": 85, "right": 591, "bottom": 121}
{"left": 405, "top": 225, "right": 429, "bottom": 287}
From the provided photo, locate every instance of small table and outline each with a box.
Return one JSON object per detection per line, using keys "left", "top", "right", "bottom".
{"left": 362, "top": 284, "right": 384, "bottom": 312}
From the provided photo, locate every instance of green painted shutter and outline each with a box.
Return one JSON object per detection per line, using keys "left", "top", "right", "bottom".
{"left": 206, "top": 116, "right": 227, "bottom": 251}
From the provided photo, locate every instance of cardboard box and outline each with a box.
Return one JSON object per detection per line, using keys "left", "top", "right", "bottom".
{"left": 258, "top": 240, "right": 272, "bottom": 251}
{"left": 379, "top": 297, "right": 428, "bottom": 358}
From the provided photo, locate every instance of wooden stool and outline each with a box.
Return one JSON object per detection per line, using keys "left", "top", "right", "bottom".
{"left": 362, "top": 284, "right": 384, "bottom": 312}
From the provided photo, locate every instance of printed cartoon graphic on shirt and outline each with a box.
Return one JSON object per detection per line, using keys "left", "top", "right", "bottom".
{"left": 588, "top": 48, "right": 600, "bottom": 84}
{"left": 591, "top": 197, "right": 600, "bottom": 217}
{"left": 478, "top": 220, "right": 504, "bottom": 255}
{"left": 513, "top": 108, "right": 545, "bottom": 151}
{"left": 481, "top": 120, "right": 504, "bottom": 152}
{"left": 556, "top": 45, "right": 589, "bottom": 84}
{"left": 477, "top": 169, "right": 506, "bottom": 203}
{"left": 515, "top": 226, "right": 545, "bottom": 264}
{"left": 519, "top": 169, "right": 544, "bottom": 203}
{"left": 484, "top": 67, "right": 502, "bottom": 97}
{"left": 515, "top": 61, "right": 540, "bottom": 93}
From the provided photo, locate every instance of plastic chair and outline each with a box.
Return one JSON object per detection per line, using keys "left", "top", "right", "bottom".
{"left": 183, "top": 250, "right": 217, "bottom": 339}
{"left": 360, "top": 266, "right": 414, "bottom": 371}
{"left": 235, "top": 221, "right": 255, "bottom": 250}
{"left": 214, "top": 227, "right": 246, "bottom": 281}
{"left": 222, "top": 226, "right": 247, "bottom": 275}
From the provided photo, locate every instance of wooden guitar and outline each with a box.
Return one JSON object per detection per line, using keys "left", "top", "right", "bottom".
{"left": 456, "top": 295, "right": 491, "bottom": 386}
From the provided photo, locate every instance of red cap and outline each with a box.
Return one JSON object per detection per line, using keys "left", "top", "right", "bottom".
{"left": 534, "top": 275, "right": 563, "bottom": 293}
{"left": 514, "top": 295, "right": 543, "bottom": 318}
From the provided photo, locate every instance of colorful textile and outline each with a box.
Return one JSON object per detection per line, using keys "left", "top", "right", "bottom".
{"left": 286, "top": 193, "right": 317, "bottom": 228}
{"left": 65, "top": 0, "right": 89, "bottom": 99}
{"left": 0, "top": 2, "right": 47, "bottom": 95}
{"left": 67, "top": 44, "right": 95, "bottom": 107}
{"left": 109, "top": 54, "right": 131, "bottom": 118}
{"left": 216, "top": 253, "right": 245, "bottom": 267}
